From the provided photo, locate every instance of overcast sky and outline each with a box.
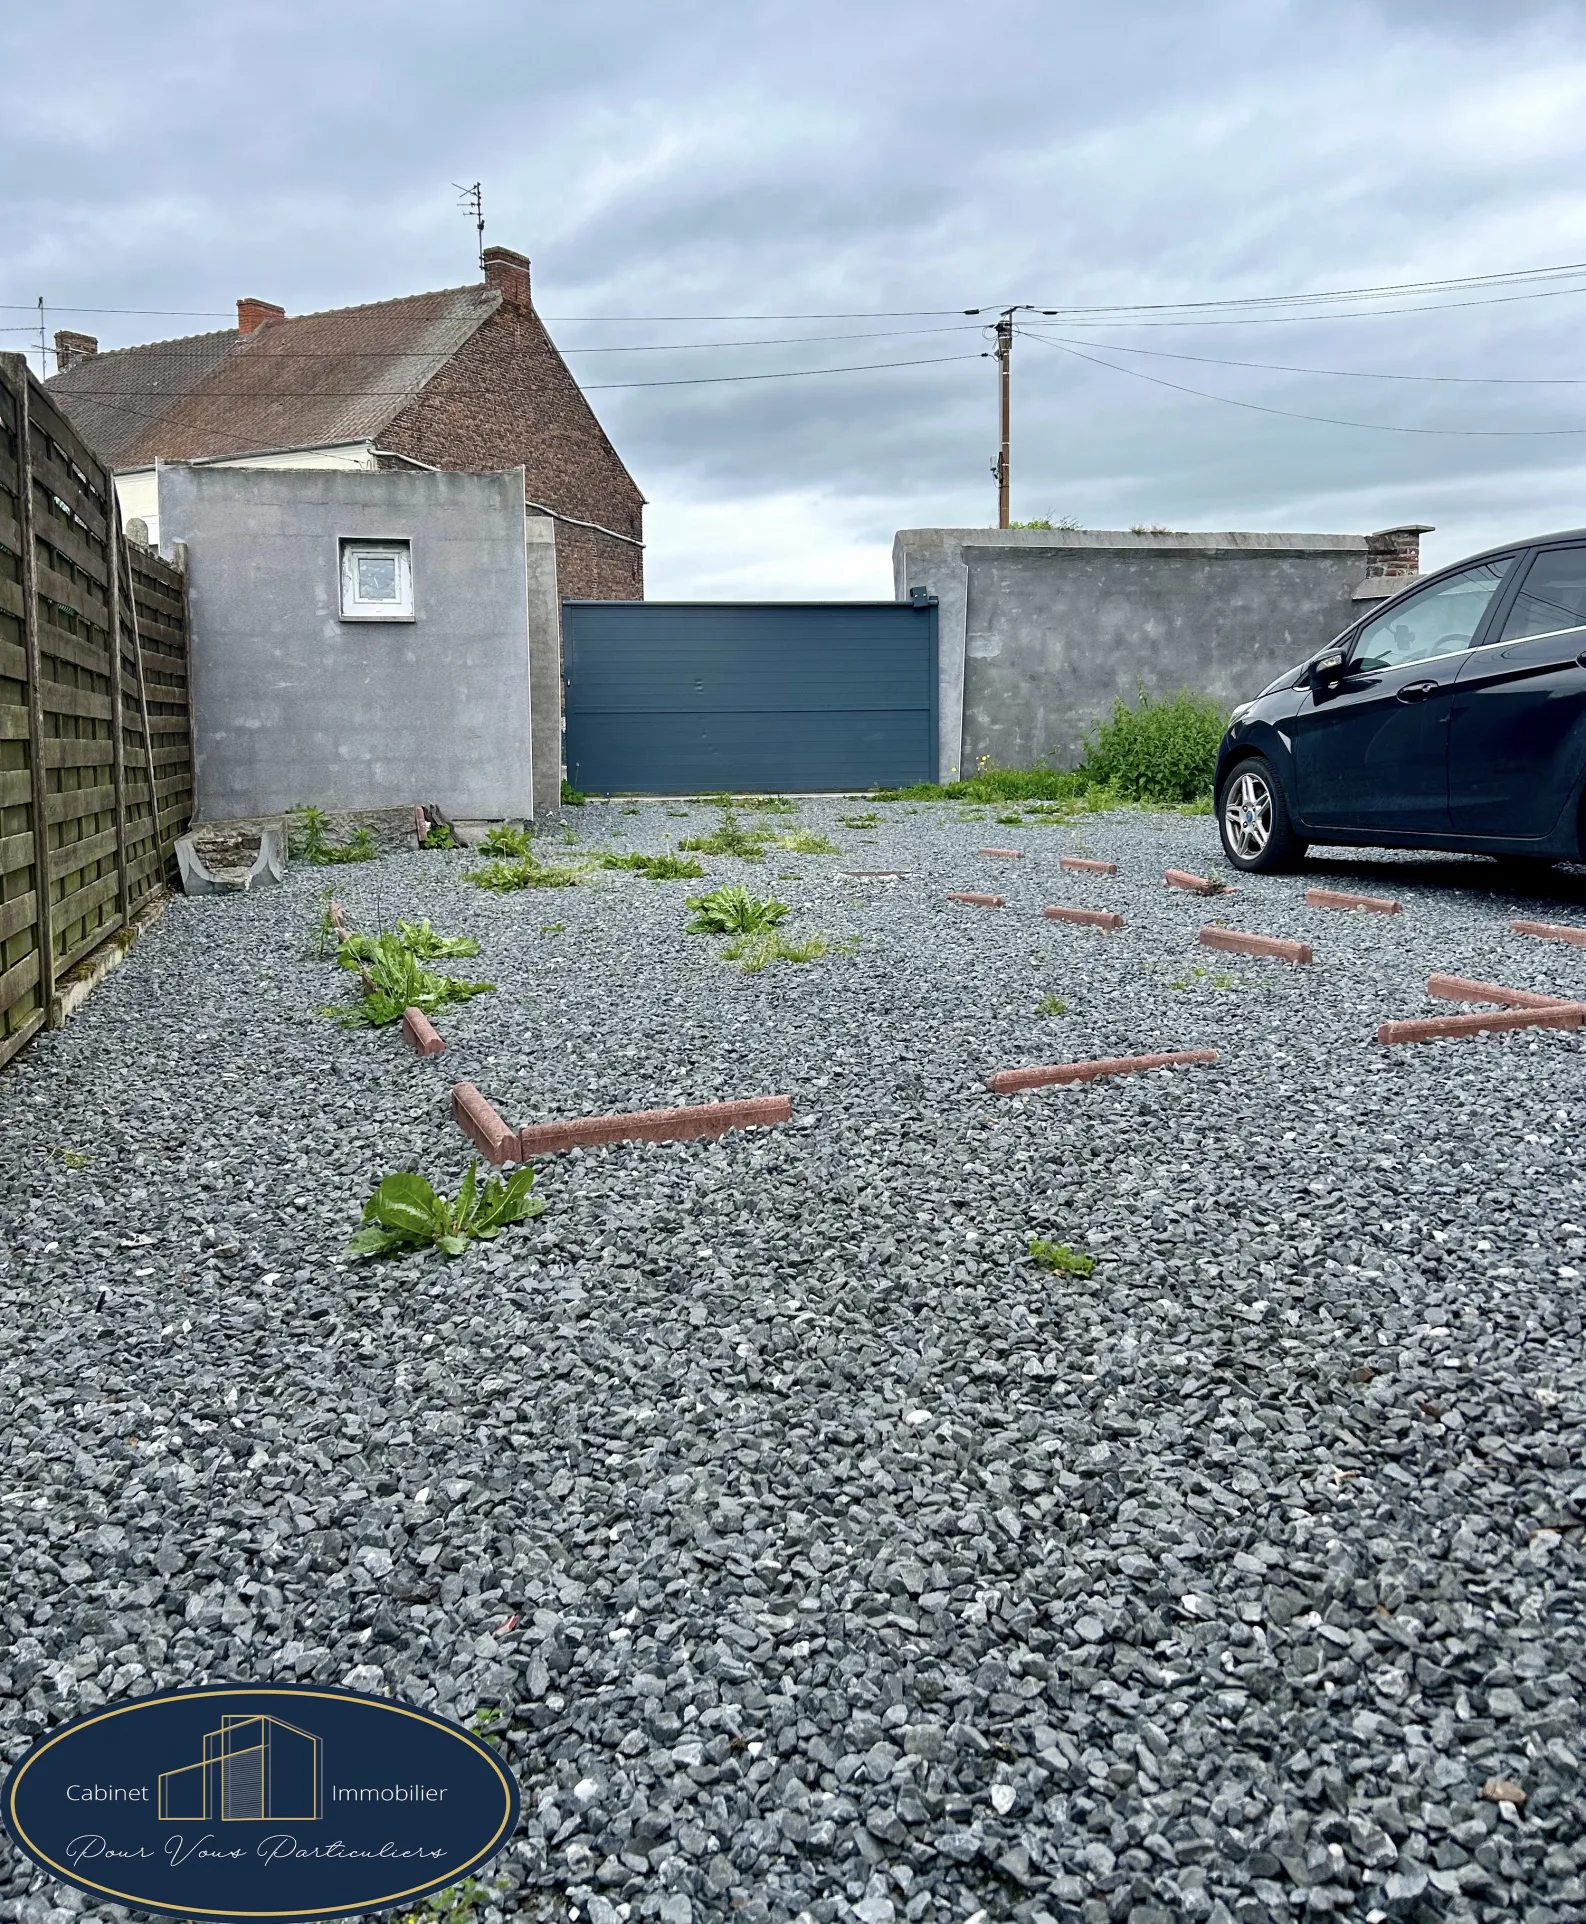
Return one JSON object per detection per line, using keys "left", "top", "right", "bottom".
{"left": 7, "top": 0, "right": 1586, "bottom": 595}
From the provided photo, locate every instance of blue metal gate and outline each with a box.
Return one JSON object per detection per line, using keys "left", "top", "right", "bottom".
{"left": 561, "top": 599, "right": 938, "bottom": 794}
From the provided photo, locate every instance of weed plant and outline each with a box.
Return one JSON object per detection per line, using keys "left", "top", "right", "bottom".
{"left": 678, "top": 809, "right": 772, "bottom": 861}
{"left": 1036, "top": 992, "right": 1069, "bottom": 1016}
{"left": 720, "top": 929, "right": 852, "bottom": 973}
{"left": 477, "top": 824, "right": 533, "bottom": 858}
{"left": 1029, "top": 1238, "right": 1095, "bottom": 1277}
{"left": 347, "top": 1163, "right": 544, "bottom": 1259}
{"left": 339, "top": 918, "right": 480, "bottom": 963}
{"left": 420, "top": 822, "right": 457, "bottom": 850}
{"left": 600, "top": 851, "right": 705, "bottom": 880}
{"left": 685, "top": 885, "right": 790, "bottom": 934}
{"left": 331, "top": 933, "right": 495, "bottom": 1027}
{"left": 466, "top": 855, "right": 579, "bottom": 892}
{"left": 773, "top": 830, "right": 837, "bottom": 854}
{"left": 561, "top": 780, "right": 587, "bottom": 805}
{"left": 840, "top": 812, "right": 881, "bottom": 828}
{"left": 292, "top": 807, "right": 379, "bottom": 865}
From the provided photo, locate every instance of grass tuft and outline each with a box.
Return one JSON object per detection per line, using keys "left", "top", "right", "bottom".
{"left": 465, "top": 856, "right": 579, "bottom": 892}
{"left": 678, "top": 809, "right": 772, "bottom": 861}
{"left": 599, "top": 851, "right": 706, "bottom": 880}
{"left": 720, "top": 929, "right": 853, "bottom": 972}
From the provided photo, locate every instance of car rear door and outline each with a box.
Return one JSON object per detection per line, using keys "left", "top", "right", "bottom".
{"left": 1448, "top": 542, "right": 1586, "bottom": 839}
{"left": 1288, "top": 555, "right": 1515, "bottom": 832}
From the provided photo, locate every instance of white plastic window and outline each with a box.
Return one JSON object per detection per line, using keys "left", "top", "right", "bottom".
{"left": 339, "top": 540, "right": 412, "bottom": 620}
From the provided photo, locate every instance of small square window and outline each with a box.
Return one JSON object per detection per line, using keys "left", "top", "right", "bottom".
{"left": 340, "top": 539, "right": 412, "bottom": 620}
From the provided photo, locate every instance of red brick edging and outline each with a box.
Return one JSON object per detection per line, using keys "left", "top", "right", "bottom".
{"left": 948, "top": 892, "right": 1005, "bottom": 907}
{"left": 1307, "top": 887, "right": 1401, "bottom": 915}
{"left": 1166, "top": 869, "right": 1226, "bottom": 895}
{"left": 516, "top": 1095, "right": 792, "bottom": 1156}
{"left": 401, "top": 1006, "right": 445, "bottom": 1056}
{"left": 1043, "top": 905, "right": 1124, "bottom": 931}
{"left": 1377, "top": 1005, "right": 1586, "bottom": 1046}
{"left": 451, "top": 1082, "right": 518, "bottom": 1163}
{"left": 978, "top": 847, "right": 1024, "bottom": 859}
{"left": 1200, "top": 926, "right": 1313, "bottom": 964}
{"left": 1060, "top": 856, "right": 1117, "bottom": 876}
{"left": 986, "top": 1049, "right": 1219, "bottom": 1094}
{"left": 1512, "top": 919, "right": 1586, "bottom": 948}
{"left": 1426, "top": 974, "right": 1567, "bottom": 1010}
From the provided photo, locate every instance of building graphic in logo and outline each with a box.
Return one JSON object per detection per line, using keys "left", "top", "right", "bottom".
{"left": 157, "top": 1714, "right": 322, "bottom": 1823}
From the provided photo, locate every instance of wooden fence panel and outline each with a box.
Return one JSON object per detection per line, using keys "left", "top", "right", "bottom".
{"left": 0, "top": 353, "right": 193, "bottom": 1067}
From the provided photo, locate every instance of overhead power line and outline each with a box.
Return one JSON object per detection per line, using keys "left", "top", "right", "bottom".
{"left": 1035, "top": 336, "right": 1586, "bottom": 384}
{"left": 1018, "top": 328, "right": 1586, "bottom": 436}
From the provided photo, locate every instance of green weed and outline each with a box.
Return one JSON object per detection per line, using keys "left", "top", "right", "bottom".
{"left": 720, "top": 929, "right": 852, "bottom": 973}
{"left": 538, "top": 922, "right": 564, "bottom": 935}
{"left": 1076, "top": 686, "right": 1228, "bottom": 805}
{"left": 339, "top": 919, "right": 480, "bottom": 964}
{"left": 465, "top": 856, "right": 579, "bottom": 892}
{"left": 476, "top": 824, "right": 533, "bottom": 858}
{"left": 292, "top": 807, "right": 379, "bottom": 865}
{"left": 685, "top": 886, "right": 791, "bottom": 934}
{"left": 58, "top": 1148, "right": 90, "bottom": 1170}
{"left": 599, "top": 851, "right": 705, "bottom": 880}
{"left": 420, "top": 822, "right": 457, "bottom": 850}
{"left": 1036, "top": 992, "right": 1068, "bottom": 1016}
{"left": 737, "top": 794, "right": 799, "bottom": 813}
{"left": 331, "top": 933, "right": 495, "bottom": 1027}
{"left": 996, "top": 812, "right": 1024, "bottom": 826}
{"left": 1169, "top": 965, "right": 1242, "bottom": 991}
{"left": 840, "top": 812, "right": 881, "bottom": 828}
{"left": 773, "top": 829, "right": 838, "bottom": 854}
{"left": 1029, "top": 1238, "right": 1095, "bottom": 1277}
{"left": 678, "top": 809, "right": 772, "bottom": 861}
{"left": 561, "top": 780, "right": 587, "bottom": 806}
{"left": 347, "top": 1163, "right": 544, "bottom": 1260}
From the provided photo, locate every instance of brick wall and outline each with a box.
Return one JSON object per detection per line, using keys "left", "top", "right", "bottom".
{"left": 379, "top": 301, "right": 644, "bottom": 601}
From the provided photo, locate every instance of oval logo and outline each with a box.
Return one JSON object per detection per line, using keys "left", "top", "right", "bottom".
{"left": 2, "top": 1683, "right": 520, "bottom": 1921}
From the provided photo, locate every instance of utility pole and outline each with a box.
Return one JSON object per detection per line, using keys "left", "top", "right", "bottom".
{"left": 987, "top": 303, "right": 1060, "bottom": 527}
{"left": 992, "top": 309, "right": 1013, "bottom": 528}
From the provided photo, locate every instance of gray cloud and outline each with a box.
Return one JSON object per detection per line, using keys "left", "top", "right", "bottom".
{"left": 7, "top": 0, "right": 1586, "bottom": 591}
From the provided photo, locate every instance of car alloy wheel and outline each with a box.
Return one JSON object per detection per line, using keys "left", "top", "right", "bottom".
{"left": 1223, "top": 769, "right": 1273, "bottom": 861}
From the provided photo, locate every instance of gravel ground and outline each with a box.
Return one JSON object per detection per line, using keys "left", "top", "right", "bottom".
{"left": 2, "top": 796, "right": 1584, "bottom": 1924}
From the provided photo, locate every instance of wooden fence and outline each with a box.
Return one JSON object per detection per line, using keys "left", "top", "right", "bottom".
{"left": 0, "top": 352, "right": 194, "bottom": 1071}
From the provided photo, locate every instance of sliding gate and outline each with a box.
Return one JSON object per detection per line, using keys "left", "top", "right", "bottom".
{"left": 561, "top": 598, "right": 938, "bottom": 794}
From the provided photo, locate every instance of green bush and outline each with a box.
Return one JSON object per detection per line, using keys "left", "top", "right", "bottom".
{"left": 1076, "top": 687, "right": 1228, "bottom": 805}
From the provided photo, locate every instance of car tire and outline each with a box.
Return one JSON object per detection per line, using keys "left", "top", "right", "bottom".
{"left": 1218, "top": 755, "right": 1307, "bottom": 873}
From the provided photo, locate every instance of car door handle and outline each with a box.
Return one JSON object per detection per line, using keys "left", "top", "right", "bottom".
{"left": 1396, "top": 680, "right": 1440, "bottom": 703}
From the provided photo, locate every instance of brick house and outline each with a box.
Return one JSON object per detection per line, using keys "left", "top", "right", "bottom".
{"left": 46, "top": 247, "right": 644, "bottom": 600}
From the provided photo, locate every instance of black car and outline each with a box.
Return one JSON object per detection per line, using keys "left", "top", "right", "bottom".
{"left": 1215, "top": 529, "right": 1586, "bottom": 872}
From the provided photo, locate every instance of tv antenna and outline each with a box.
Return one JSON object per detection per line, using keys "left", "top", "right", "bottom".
{"left": 455, "top": 182, "right": 485, "bottom": 268}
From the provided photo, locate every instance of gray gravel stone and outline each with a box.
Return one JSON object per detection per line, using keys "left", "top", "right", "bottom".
{"left": 2, "top": 799, "right": 1584, "bottom": 1924}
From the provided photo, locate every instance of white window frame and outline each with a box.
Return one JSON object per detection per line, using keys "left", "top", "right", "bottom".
{"left": 339, "top": 538, "right": 413, "bottom": 621}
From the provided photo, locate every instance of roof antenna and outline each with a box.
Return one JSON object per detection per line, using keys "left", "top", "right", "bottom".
{"left": 454, "top": 182, "right": 484, "bottom": 269}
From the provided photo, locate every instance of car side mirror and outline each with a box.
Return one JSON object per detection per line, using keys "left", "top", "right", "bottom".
{"left": 1308, "top": 649, "right": 1346, "bottom": 690}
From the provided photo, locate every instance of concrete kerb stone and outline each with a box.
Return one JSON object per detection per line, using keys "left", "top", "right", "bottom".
{"left": 1043, "top": 905, "right": 1124, "bottom": 932}
{"left": 986, "top": 1050, "right": 1219, "bottom": 1094}
{"left": 1511, "top": 919, "right": 1586, "bottom": 948}
{"left": 1426, "top": 974, "right": 1568, "bottom": 1011}
{"left": 978, "top": 847, "right": 1024, "bottom": 859}
{"left": 1060, "top": 856, "right": 1118, "bottom": 876}
{"left": 1200, "top": 926, "right": 1313, "bottom": 964}
{"left": 1165, "top": 869, "right": 1225, "bottom": 895}
{"left": 948, "top": 892, "right": 1005, "bottom": 908}
{"left": 1377, "top": 1005, "right": 1586, "bottom": 1046}
{"left": 401, "top": 1007, "right": 445, "bottom": 1056}
{"left": 1307, "top": 887, "right": 1401, "bottom": 915}
{"left": 516, "top": 1095, "right": 792, "bottom": 1157}
{"left": 451, "top": 1082, "right": 519, "bottom": 1164}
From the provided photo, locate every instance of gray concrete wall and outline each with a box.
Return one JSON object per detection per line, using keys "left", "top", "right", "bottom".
{"left": 159, "top": 464, "right": 551, "bottom": 823}
{"left": 893, "top": 528, "right": 1393, "bottom": 779}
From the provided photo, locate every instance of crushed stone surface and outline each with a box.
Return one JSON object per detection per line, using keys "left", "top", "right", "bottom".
{"left": 1, "top": 798, "right": 1584, "bottom": 1924}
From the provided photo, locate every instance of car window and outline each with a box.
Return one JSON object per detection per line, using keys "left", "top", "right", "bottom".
{"left": 1498, "top": 546, "right": 1586, "bottom": 643}
{"left": 1352, "top": 555, "right": 1514, "bottom": 672}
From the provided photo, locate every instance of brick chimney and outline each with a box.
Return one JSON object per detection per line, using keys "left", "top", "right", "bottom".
{"left": 1365, "top": 524, "right": 1432, "bottom": 584}
{"left": 53, "top": 330, "right": 98, "bottom": 372}
{"left": 237, "top": 297, "right": 286, "bottom": 336}
{"left": 482, "top": 246, "right": 531, "bottom": 312}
